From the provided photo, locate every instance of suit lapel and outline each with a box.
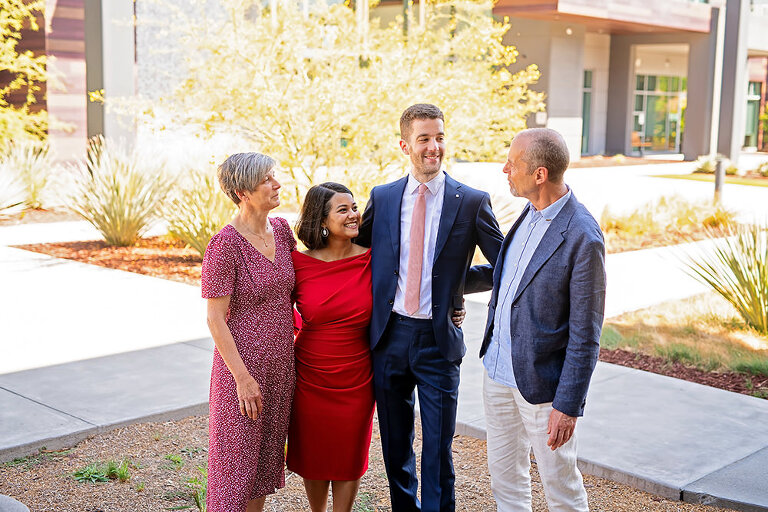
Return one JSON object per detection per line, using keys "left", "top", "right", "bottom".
{"left": 489, "top": 204, "right": 530, "bottom": 308}
{"left": 511, "top": 196, "right": 576, "bottom": 304}
{"left": 434, "top": 174, "right": 463, "bottom": 260}
{"left": 387, "top": 177, "right": 408, "bottom": 257}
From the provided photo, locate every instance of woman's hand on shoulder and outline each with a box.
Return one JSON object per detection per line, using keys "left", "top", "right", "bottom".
{"left": 234, "top": 373, "right": 263, "bottom": 420}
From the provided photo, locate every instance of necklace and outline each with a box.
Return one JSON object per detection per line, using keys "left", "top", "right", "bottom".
{"left": 238, "top": 221, "right": 272, "bottom": 249}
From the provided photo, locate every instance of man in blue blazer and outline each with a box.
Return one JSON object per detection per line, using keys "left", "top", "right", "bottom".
{"left": 357, "top": 104, "right": 503, "bottom": 511}
{"left": 479, "top": 128, "right": 606, "bottom": 511}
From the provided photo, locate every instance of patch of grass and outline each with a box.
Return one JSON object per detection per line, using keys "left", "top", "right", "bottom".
{"left": 73, "top": 463, "right": 110, "bottom": 483}
{"left": 136, "top": 481, "right": 146, "bottom": 492}
{"left": 654, "top": 174, "right": 768, "bottom": 188}
{"left": 187, "top": 466, "right": 207, "bottom": 512}
{"left": 180, "top": 446, "right": 204, "bottom": 457}
{"left": 654, "top": 343, "right": 722, "bottom": 371}
{"left": 353, "top": 491, "right": 375, "bottom": 512}
{"left": 605, "top": 292, "right": 768, "bottom": 376}
{"left": 73, "top": 459, "right": 132, "bottom": 483}
{"left": 4, "top": 447, "right": 73, "bottom": 468}
{"left": 163, "top": 453, "right": 185, "bottom": 471}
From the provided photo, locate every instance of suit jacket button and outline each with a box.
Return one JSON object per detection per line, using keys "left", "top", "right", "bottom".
{"left": 394, "top": 270, "right": 398, "bottom": 275}
{"left": 388, "top": 299, "right": 394, "bottom": 305}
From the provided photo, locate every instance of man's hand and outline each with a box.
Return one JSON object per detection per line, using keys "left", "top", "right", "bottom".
{"left": 547, "top": 408, "right": 577, "bottom": 451}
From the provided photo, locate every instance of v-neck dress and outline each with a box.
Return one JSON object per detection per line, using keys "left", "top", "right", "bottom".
{"left": 287, "top": 249, "right": 374, "bottom": 480}
{"left": 201, "top": 219, "right": 296, "bottom": 512}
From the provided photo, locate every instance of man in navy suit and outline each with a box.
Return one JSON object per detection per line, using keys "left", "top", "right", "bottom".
{"left": 480, "top": 128, "right": 606, "bottom": 511}
{"left": 357, "top": 104, "right": 503, "bottom": 511}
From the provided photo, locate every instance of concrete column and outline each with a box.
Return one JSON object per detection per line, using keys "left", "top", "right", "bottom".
{"left": 546, "top": 28, "right": 586, "bottom": 161}
{"left": 605, "top": 36, "right": 634, "bottom": 155}
{"left": 504, "top": 18, "right": 585, "bottom": 160}
{"left": 84, "top": 0, "right": 136, "bottom": 145}
{"left": 717, "top": 0, "right": 750, "bottom": 165}
{"left": 683, "top": 7, "right": 722, "bottom": 160}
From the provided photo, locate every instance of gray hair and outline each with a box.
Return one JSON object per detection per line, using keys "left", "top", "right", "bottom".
{"left": 517, "top": 128, "right": 570, "bottom": 183}
{"left": 217, "top": 152, "right": 276, "bottom": 204}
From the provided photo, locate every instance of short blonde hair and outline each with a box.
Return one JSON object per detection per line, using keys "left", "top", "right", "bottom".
{"left": 217, "top": 152, "right": 276, "bottom": 204}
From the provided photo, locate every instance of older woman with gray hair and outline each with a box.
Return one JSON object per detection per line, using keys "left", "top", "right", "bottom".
{"left": 201, "top": 152, "right": 296, "bottom": 512}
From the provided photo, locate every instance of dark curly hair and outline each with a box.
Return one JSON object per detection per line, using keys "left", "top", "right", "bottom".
{"left": 295, "top": 182, "right": 354, "bottom": 250}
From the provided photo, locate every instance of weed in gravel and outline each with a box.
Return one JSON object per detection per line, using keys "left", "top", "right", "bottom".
{"left": 163, "top": 453, "right": 185, "bottom": 470}
{"left": 187, "top": 465, "right": 207, "bottom": 512}
{"left": 353, "top": 491, "right": 375, "bottom": 512}
{"left": 136, "top": 481, "right": 146, "bottom": 492}
{"left": 73, "top": 463, "right": 110, "bottom": 483}
{"left": 181, "top": 446, "right": 204, "bottom": 457}
{"left": 73, "top": 459, "right": 133, "bottom": 483}
{"left": 3, "top": 447, "right": 73, "bottom": 468}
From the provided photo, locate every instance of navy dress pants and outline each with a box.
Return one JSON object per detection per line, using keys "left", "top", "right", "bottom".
{"left": 372, "top": 314, "right": 461, "bottom": 512}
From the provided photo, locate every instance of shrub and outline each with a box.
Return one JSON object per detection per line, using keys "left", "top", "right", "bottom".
{"left": 685, "top": 223, "right": 768, "bottom": 335}
{"left": 163, "top": 169, "right": 235, "bottom": 257}
{"left": 1, "top": 140, "right": 53, "bottom": 209}
{"left": 69, "top": 136, "right": 173, "bottom": 246}
{"left": 601, "top": 195, "right": 735, "bottom": 237}
{"left": 756, "top": 161, "right": 768, "bottom": 178}
{"left": 692, "top": 154, "right": 738, "bottom": 175}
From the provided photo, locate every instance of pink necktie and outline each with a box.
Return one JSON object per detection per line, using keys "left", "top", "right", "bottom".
{"left": 405, "top": 184, "right": 427, "bottom": 315}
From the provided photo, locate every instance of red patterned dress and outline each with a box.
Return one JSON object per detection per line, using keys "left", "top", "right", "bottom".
{"left": 287, "top": 249, "right": 375, "bottom": 480}
{"left": 201, "top": 219, "right": 296, "bottom": 512}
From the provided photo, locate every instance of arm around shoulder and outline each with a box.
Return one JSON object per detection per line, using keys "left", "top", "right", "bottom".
{"left": 465, "top": 192, "right": 504, "bottom": 293}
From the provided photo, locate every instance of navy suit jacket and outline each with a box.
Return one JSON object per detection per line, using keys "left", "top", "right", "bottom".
{"left": 479, "top": 194, "right": 606, "bottom": 417}
{"left": 357, "top": 173, "right": 503, "bottom": 363}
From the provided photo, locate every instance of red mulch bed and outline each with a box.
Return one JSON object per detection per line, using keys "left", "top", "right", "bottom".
{"left": 13, "top": 237, "right": 768, "bottom": 400}
{"left": 18, "top": 237, "right": 202, "bottom": 286}
{"left": 600, "top": 347, "right": 768, "bottom": 398}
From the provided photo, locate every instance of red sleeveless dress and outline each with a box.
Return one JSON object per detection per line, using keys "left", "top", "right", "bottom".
{"left": 287, "top": 249, "right": 375, "bottom": 480}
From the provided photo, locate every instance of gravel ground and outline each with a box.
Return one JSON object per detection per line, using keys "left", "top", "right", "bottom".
{"left": 0, "top": 415, "right": 723, "bottom": 512}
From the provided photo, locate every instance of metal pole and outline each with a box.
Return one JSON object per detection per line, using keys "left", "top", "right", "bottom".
{"left": 714, "top": 156, "right": 725, "bottom": 203}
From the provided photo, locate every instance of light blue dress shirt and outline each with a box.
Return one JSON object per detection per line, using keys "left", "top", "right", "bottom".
{"left": 483, "top": 190, "right": 572, "bottom": 388}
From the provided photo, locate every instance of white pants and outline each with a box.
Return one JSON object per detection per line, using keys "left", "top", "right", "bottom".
{"left": 483, "top": 370, "right": 589, "bottom": 512}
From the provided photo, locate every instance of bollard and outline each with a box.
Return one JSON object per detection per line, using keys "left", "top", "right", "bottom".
{"left": 714, "top": 156, "right": 725, "bottom": 203}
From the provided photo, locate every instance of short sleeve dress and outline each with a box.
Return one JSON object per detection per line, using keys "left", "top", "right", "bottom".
{"left": 201, "top": 218, "right": 296, "bottom": 512}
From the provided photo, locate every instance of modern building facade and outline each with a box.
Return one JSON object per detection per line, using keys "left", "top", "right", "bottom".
{"left": 14, "top": 0, "right": 768, "bottom": 164}
{"left": 489, "top": 0, "right": 768, "bottom": 162}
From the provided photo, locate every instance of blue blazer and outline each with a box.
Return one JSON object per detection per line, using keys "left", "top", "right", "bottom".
{"left": 357, "top": 173, "right": 503, "bottom": 363}
{"left": 479, "top": 194, "right": 606, "bottom": 417}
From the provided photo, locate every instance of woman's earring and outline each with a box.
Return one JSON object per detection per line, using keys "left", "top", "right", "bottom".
{"left": 321, "top": 227, "right": 329, "bottom": 238}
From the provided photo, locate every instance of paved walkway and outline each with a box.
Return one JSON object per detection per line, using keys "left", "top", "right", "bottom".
{"left": 2, "top": 163, "right": 768, "bottom": 510}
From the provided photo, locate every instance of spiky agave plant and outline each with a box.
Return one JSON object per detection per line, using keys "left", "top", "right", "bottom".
{"left": 0, "top": 162, "right": 25, "bottom": 216}
{"left": 70, "top": 136, "right": 173, "bottom": 246}
{"left": 164, "top": 169, "right": 235, "bottom": 257}
{"left": 686, "top": 223, "right": 768, "bottom": 335}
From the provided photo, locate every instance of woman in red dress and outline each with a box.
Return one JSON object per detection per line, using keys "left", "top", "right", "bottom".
{"left": 202, "top": 153, "right": 296, "bottom": 512}
{"left": 288, "top": 182, "right": 374, "bottom": 512}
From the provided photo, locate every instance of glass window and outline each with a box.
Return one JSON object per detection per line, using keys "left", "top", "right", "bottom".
{"left": 636, "top": 75, "right": 645, "bottom": 91}
{"left": 747, "top": 81, "right": 761, "bottom": 98}
{"left": 647, "top": 76, "right": 657, "bottom": 91}
{"left": 583, "top": 70, "right": 593, "bottom": 89}
{"left": 634, "top": 95, "right": 644, "bottom": 111}
{"left": 670, "top": 77, "right": 680, "bottom": 92}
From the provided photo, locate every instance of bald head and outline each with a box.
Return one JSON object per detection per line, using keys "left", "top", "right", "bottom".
{"left": 515, "top": 128, "right": 570, "bottom": 183}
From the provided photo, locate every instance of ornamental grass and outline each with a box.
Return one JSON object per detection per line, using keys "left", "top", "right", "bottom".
{"left": 686, "top": 223, "right": 768, "bottom": 336}
{"left": 163, "top": 170, "right": 235, "bottom": 257}
{"left": 70, "top": 136, "right": 173, "bottom": 247}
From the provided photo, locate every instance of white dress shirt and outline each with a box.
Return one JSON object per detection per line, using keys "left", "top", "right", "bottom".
{"left": 393, "top": 172, "right": 445, "bottom": 319}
